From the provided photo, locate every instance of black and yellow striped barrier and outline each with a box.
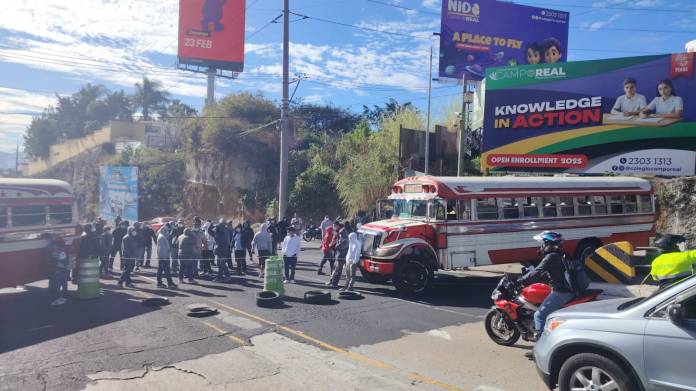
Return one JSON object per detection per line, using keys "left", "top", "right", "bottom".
{"left": 585, "top": 242, "right": 641, "bottom": 284}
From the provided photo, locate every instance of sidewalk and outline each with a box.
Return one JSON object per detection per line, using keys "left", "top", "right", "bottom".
{"left": 453, "top": 264, "right": 658, "bottom": 299}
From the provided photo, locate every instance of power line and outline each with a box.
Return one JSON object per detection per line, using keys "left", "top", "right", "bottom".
{"left": 247, "top": 13, "right": 283, "bottom": 40}
{"left": 288, "top": 11, "right": 430, "bottom": 39}
{"left": 366, "top": 0, "right": 439, "bottom": 16}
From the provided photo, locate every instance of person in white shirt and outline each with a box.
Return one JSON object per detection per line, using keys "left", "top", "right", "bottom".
{"left": 281, "top": 226, "right": 301, "bottom": 283}
{"left": 611, "top": 78, "right": 647, "bottom": 116}
{"left": 342, "top": 225, "right": 363, "bottom": 291}
{"left": 640, "top": 78, "right": 684, "bottom": 119}
{"left": 319, "top": 215, "right": 332, "bottom": 237}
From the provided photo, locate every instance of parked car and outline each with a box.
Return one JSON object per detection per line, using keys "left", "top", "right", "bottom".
{"left": 534, "top": 275, "right": 696, "bottom": 391}
{"left": 150, "top": 216, "right": 176, "bottom": 233}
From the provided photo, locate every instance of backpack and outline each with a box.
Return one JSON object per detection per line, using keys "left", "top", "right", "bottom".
{"left": 562, "top": 254, "right": 590, "bottom": 295}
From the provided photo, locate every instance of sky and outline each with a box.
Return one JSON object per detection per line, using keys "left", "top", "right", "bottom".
{"left": 0, "top": 0, "right": 695, "bottom": 153}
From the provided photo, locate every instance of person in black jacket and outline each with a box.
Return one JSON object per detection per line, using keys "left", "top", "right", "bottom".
{"left": 518, "top": 231, "right": 574, "bottom": 344}
{"left": 118, "top": 227, "right": 138, "bottom": 288}
{"left": 170, "top": 220, "right": 184, "bottom": 273}
{"left": 109, "top": 221, "right": 128, "bottom": 271}
{"left": 77, "top": 223, "right": 101, "bottom": 282}
{"left": 99, "top": 226, "right": 113, "bottom": 276}
{"left": 142, "top": 223, "right": 157, "bottom": 268}
{"left": 242, "top": 221, "right": 254, "bottom": 261}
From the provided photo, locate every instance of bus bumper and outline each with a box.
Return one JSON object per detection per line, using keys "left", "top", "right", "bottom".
{"left": 361, "top": 258, "right": 394, "bottom": 275}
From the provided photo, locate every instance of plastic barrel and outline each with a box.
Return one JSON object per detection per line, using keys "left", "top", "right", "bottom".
{"left": 263, "top": 256, "right": 285, "bottom": 296}
{"left": 78, "top": 256, "right": 101, "bottom": 299}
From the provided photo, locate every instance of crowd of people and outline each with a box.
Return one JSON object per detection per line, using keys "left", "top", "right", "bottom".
{"left": 46, "top": 213, "right": 365, "bottom": 305}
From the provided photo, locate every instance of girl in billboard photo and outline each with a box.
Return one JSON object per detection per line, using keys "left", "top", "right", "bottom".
{"left": 525, "top": 42, "right": 542, "bottom": 65}
{"left": 640, "top": 79, "right": 684, "bottom": 119}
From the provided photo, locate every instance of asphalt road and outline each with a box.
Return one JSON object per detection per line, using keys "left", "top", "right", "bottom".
{"left": 0, "top": 240, "right": 547, "bottom": 391}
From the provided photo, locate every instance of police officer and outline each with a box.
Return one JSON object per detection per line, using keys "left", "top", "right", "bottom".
{"left": 651, "top": 234, "right": 695, "bottom": 288}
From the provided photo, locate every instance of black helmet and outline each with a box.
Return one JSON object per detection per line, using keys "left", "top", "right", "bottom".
{"left": 533, "top": 231, "right": 563, "bottom": 254}
{"left": 654, "top": 233, "right": 685, "bottom": 253}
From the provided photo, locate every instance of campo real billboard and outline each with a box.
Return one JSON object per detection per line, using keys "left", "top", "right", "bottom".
{"left": 178, "top": 0, "right": 246, "bottom": 72}
{"left": 99, "top": 166, "right": 139, "bottom": 223}
{"left": 439, "top": 0, "right": 569, "bottom": 81}
{"left": 482, "top": 53, "right": 696, "bottom": 176}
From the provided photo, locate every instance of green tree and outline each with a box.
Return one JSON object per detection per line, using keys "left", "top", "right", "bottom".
{"left": 291, "top": 103, "right": 361, "bottom": 137}
{"left": 133, "top": 77, "right": 170, "bottom": 121}
{"left": 158, "top": 99, "right": 197, "bottom": 119}
{"left": 289, "top": 165, "right": 341, "bottom": 221}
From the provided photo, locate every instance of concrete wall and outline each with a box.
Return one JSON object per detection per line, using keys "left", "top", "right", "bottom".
{"left": 26, "top": 127, "right": 111, "bottom": 176}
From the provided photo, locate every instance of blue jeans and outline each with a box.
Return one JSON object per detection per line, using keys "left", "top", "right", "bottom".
{"left": 157, "top": 258, "right": 174, "bottom": 285}
{"left": 284, "top": 256, "right": 297, "bottom": 280}
{"left": 534, "top": 290, "right": 574, "bottom": 332}
{"left": 216, "top": 253, "right": 231, "bottom": 279}
{"left": 119, "top": 261, "right": 135, "bottom": 285}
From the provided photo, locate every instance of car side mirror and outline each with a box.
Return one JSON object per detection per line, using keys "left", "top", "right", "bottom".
{"left": 667, "top": 303, "right": 685, "bottom": 325}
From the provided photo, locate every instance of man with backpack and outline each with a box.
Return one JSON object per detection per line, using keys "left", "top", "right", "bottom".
{"left": 518, "top": 231, "right": 578, "bottom": 349}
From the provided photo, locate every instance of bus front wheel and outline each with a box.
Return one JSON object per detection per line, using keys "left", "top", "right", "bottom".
{"left": 359, "top": 266, "right": 390, "bottom": 284}
{"left": 392, "top": 256, "right": 433, "bottom": 295}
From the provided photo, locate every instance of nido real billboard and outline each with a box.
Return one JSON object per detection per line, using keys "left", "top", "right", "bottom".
{"left": 482, "top": 53, "right": 696, "bottom": 176}
{"left": 178, "top": 0, "right": 245, "bottom": 72}
{"left": 439, "top": 0, "right": 569, "bottom": 81}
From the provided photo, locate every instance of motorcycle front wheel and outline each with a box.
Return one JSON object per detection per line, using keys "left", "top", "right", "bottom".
{"left": 484, "top": 309, "right": 520, "bottom": 346}
{"left": 302, "top": 233, "right": 312, "bottom": 242}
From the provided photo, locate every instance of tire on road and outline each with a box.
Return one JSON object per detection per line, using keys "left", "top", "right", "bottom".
{"left": 359, "top": 266, "right": 390, "bottom": 284}
{"left": 392, "top": 256, "right": 434, "bottom": 295}
{"left": 303, "top": 290, "right": 331, "bottom": 304}
{"left": 187, "top": 306, "right": 220, "bottom": 317}
{"left": 337, "top": 291, "right": 363, "bottom": 300}
{"left": 256, "top": 290, "right": 283, "bottom": 308}
{"left": 558, "top": 353, "right": 635, "bottom": 391}
{"left": 484, "top": 309, "right": 520, "bottom": 346}
{"left": 142, "top": 297, "right": 170, "bottom": 307}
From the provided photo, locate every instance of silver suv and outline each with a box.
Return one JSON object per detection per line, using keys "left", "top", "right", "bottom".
{"left": 533, "top": 275, "right": 696, "bottom": 391}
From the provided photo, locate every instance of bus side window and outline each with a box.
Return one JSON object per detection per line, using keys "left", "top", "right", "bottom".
{"left": 577, "top": 196, "right": 592, "bottom": 216}
{"left": 609, "top": 196, "right": 624, "bottom": 214}
{"left": 542, "top": 197, "right": 558, "bottom": 217}
{"left": 0, "top": 207, "right": 7, "bottom": 227}
{"left": 639, "top": 195, "right": 654, "bottom": 213}
{"left": 49, "top": 205, "right": 73, "bottom": 225}
{"left": 593, "top": 196, "right": 607, "bottom": 215}
{"left": 624, "top": 195, "right": 637, "bottom": 214}
{"left": 446, "top": 200, "right": 458, "bottom": 221}
{"left": 560, "top": 197, "right": 575, "bottom": 217}
{"left": 522, "top": 197, "right": 538, "bottom": 217}
{"left": 501, "top": 198, "right": 520, "bottom": 219}
{"left": 458, "top": 200, "right": 471, "bottom": 220}
{"left": 11, "top": 205, "right": 47, "bottom": 227}
{"left": 476, "top": 198, "right": 498, "bottom": 220}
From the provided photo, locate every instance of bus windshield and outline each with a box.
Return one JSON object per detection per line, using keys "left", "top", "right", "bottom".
{"left": 379, "top": 199, "right": 430, "bottom": 220}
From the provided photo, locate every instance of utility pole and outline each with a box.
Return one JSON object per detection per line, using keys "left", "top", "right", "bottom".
{"left": 424, "top": 45, "right": 433, "bottom": 175}
{"left": 206, "top": 68, "right": 216, "bottom": 106}
{"left": 457, "top": 75, "right": 467, "bottom": 176}
{"left": 278, "top": 0, "right": 290, "bottom": 220}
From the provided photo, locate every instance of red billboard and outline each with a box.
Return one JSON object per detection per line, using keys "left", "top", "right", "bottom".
{"left": 178, "top": 0, "right": 245, "bottom": 72}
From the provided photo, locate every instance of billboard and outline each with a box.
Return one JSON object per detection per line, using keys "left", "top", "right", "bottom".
{"left": 178, "top": 0, "right": 246, "bottom": 72}
{"left": 482, "top": 53, "right": 696, "bottom": 176}
{"left": 100, "top": 166, "right": 139, "bottom": 223}
{"left": 439, "top": 0, "right": 569, "bottom": 81}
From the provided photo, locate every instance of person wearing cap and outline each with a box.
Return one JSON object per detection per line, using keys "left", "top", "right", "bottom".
{"left": 327, "top": 220, "right": 351, "bottom": 288}
{"left": 281, "top": 226, "right": 301, "bottom": 283}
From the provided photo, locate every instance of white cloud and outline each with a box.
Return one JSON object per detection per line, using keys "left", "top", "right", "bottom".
{"left": 421, "top": 0, "right": 440, "bottom": 10}
{"left": 583, "top": 13, "right": 622, "bottom": 32}
{"left": 0, "top": 88, "right": 60, "bottom": 152}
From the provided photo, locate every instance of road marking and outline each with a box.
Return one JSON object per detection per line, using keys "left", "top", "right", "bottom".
{"left": 209, "top": 300, "right": 465, "bottom": 391}
{"left": 201, "top": 321, "right": 247, "bottom": 346}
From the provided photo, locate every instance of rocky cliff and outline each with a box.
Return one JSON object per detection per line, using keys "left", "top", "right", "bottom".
{"left": 653, "top": 177, "right": 696, "bottom": 242}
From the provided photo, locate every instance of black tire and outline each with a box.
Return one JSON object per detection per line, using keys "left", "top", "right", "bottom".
{"left": 304, "top": 290, "right": 331, "bottom": 304}
{"left": 558, "top": 353, "right": 635, "bottom": 391}
{"left": 484, "top": 309, "right": 520, "bottom": 346}
{"left": 392, "top": 256, "right": 433, "bottom": 295}
{"left": 142, "top": 297, "right": 170, "bottom": 307}
{"left": 187, "top": 306, "right": 219, "bottom": 317}
{"left": 256, "top": 290, "right": 283, "bottom": 308}
{"left": 302, "top": 233, "right": 312, "bottom": 242}
{"left": 575, "top": 241, "right": 600, "bottom": 264}
{"left": 359, "top": 266, "right": 390, "bottom": 284}
{"left": 338, "top": 291, "right": 363, "bottom": 300}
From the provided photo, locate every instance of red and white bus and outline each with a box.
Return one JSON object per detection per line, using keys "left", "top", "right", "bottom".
{"left": 360, "top": 176, "right": 655, "bottom": 295}
{"left": 0, "top": 179, "right": 80, "bottom": 289}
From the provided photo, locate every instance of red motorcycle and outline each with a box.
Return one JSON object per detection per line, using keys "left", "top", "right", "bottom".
{"left": 484, "top": 270, "right": 603, "bottom": 346}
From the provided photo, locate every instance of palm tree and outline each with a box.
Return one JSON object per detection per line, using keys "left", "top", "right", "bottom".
{"left": 133, "top": 77, "right": 170, "bottom": 121}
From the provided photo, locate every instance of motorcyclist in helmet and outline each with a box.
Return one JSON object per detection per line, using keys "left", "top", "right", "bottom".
{"left": 519, "top": 231, "right": 575, "bottom": 347}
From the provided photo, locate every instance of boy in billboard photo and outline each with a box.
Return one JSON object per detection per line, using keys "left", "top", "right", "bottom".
{"left": 525, "top": 42, "right": 542, "bottom": 65}
{"left": 611, "top": 78, "right": 647, "bottom": 116}
{"left": 542, "top": 38, "right": 563, "bottom": 64}
{"left": 640, "top": 79, "right": 684, "bottom": 119}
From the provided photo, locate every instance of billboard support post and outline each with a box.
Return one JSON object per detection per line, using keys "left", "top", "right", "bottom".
{"left": 425, "top": 45, "right": 433, "bottom": 175}
{"left": 278, "top": 0, "right": 290, "bottom": 221}
{"left": 206, "top": 68, "right": 216, "bottom": 107}
{"left": 457, "top": 75, "right": 467, "bottom": 176}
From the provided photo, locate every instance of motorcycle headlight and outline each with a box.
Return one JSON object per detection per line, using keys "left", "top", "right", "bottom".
{"left": 491, "top": 290, "right": 501, "bottom": 300}
{"left": 544, "top": 318, "right": 565, "bottom": 334}
{"left": 374, "top": 243, "right": 403, "bottom": 257}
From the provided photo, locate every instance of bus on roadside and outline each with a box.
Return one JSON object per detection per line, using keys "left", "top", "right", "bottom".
{"left": 360, "top": 176, "right": 656, "bottom": 295}
{"left": 0, "top": 178, "right": 80, "bottom": 289}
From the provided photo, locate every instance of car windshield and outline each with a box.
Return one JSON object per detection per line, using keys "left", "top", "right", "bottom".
{"left": 617, "top": 274, "right": 696, "bottom": 310}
